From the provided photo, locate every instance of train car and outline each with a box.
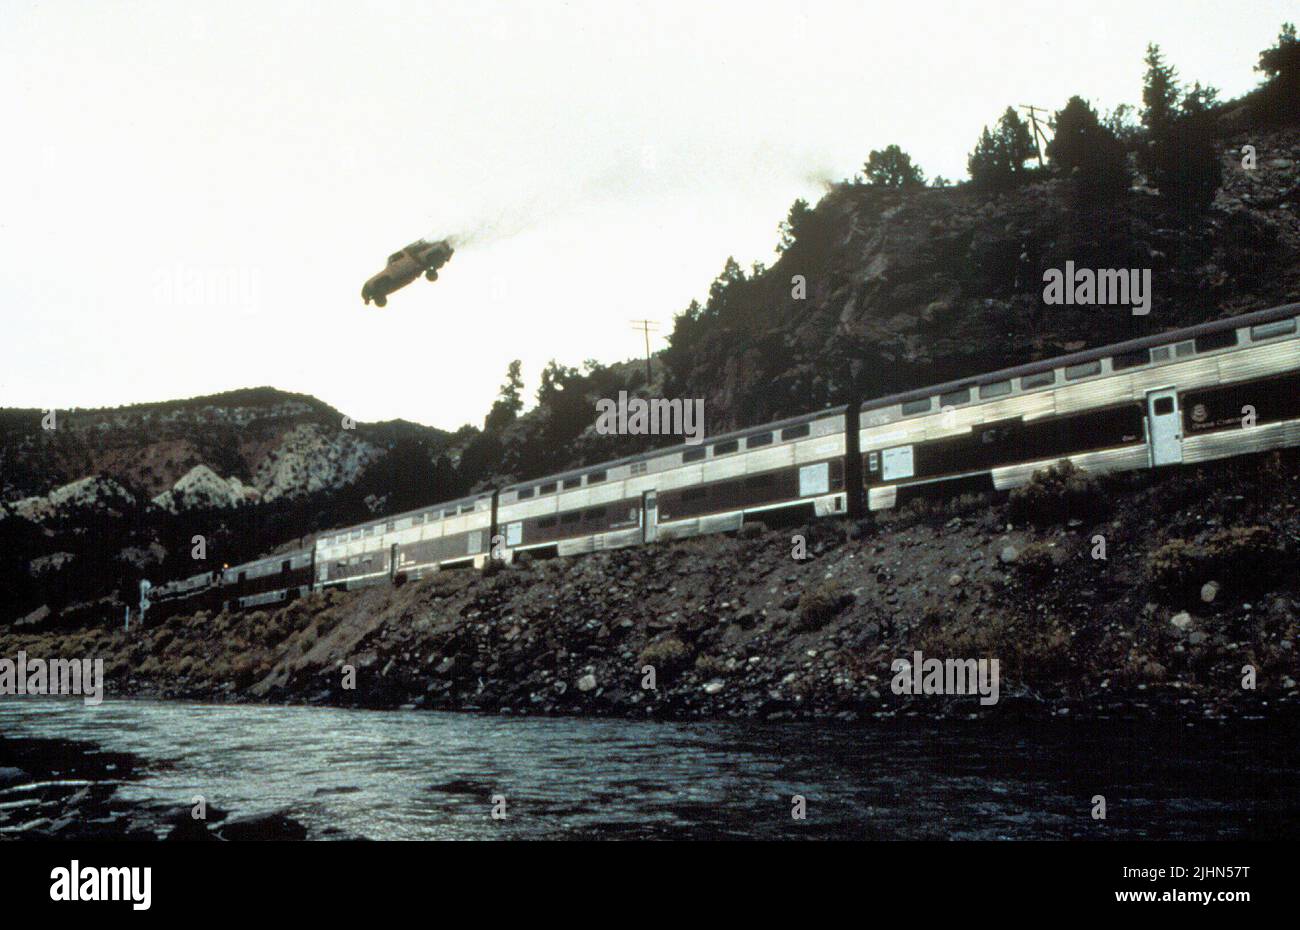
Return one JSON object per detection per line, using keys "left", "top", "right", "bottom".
{"left": 856, "top": 303, "right": 1300, "bottom": 509}
{"left": 314, "top": 491, "right": 494, "bottom": 590}
{"left": 493, "top": 406, "right": 850, "bottom": 562}
{"left": 221, "top": 548, "right": 315, "bottom": 610}
{"left": 145, "top": 570, "right": 218, "bottom": 619}
{"left": 388, "top": 492, "right": 494, "bottom": 576}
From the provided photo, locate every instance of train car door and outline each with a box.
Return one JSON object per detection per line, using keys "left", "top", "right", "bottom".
{"left": 1147, "top": 389, "right": 1183, "bottom": 466}
{"left": 642, "top": 490, "right": 658, "bottom": 544}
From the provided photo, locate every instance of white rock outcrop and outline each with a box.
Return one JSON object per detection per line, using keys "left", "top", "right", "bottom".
{"left": 252, "top": 423, "right": 382, "bottom": 501}
{"left": 152, "top": 465, "right": 258, "bottom": 513}
{"left": 13, "top": 476, "right": 136, "bottom": 521}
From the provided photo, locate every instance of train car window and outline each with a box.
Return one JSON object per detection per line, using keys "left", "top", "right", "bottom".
{"left": 562, "top": 477, "right": 581, "bottom": 489}
{"left": 1020, "top": 370, "right": 1055, "bottom": 389}
{"left": 1112, "top": 349, "right": 1150, "bottom": 371}
{"left": 1251, "top": 319, "right": 1297, "bottom": 340}
{"left": 1194, "top": 330, "right": 1237, "bottom": 353}
{"left": 537, "top": 516, "right": 557, "bottom": 529}
{"left": 940, "top": 388, "right": 971, "bottom": 407}
{"left": 682, "top": 447, "right": 706, "bottom": 463}
{"left": 1153, "top": 397, "right": 1175, "bottom": 416}
{"left": 386, "top": 522, "right": 395, "bottom": 532}
{"left": 584, "top": 507, "right": 606, "bottom": 521}
{"left": 460, "top": 505, "right": 474, "bottom": 514}
{"left": 587, "top": 470, "right": 607, "bottom": 483}
{"left": 1175, "top": 340, "right": 1195, "bottom": 357}
{"left": 780, "top": 424, "right": 811, "bottom": 441}
{"left": 745, "top": 432, "right": 773, "bottom": 448}
{"left": 1151, "top": 346, "right": 1171, "bottom": 361}
{"left": 713, "top": 439, "right": 739, "bottom": 455}
{"left": 683, "top": 486, "right": 708, "bottom": 501}
{"left": 901, "top": 398, "right": 932, "bottom": 416}
{"left": 412, "top": 514, "right": 423, "bottom": 525}
{"left": 978, "top": 380, "right": 1012, "bottom": 399}
{"left": 1064, "top": 360, "right": 1101, "bottom": 380}
{"left": 517, "top": 487, "right": 534, "bottom": 499}
{"left": 630, "top": 462, "right": 648, "bottom": 475}
{"left": 744, "top": 473, "right": 773, "bottom": 489}
{"left": 560, "top": 511, "right": 581, "bottom": 525}
{"left": 867, "top": 451, "right": 880, "bottom": 473}
{"left": 444, "top": 509, "right": 457, "bottom": 519}
{"left": 539, "top": 482, "right": 557, "bottom": 495}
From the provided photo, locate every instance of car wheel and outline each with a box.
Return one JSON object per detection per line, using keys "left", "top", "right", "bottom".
{"left": 425, "top": 269, "right": 438, "bottom": 282}
{"left": 374, "top": 295, "right": 387, "bottom": 307}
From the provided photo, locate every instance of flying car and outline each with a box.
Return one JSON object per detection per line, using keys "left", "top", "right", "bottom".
{"left": 361, "top": 239, "right": 454, "bottom": 307}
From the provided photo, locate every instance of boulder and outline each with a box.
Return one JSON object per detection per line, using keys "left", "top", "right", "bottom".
{"left": 216, "top": 810, "right": 309, "bottom": 841}
{"left": 0, "top": 767, "right": 30, "bottom": 788}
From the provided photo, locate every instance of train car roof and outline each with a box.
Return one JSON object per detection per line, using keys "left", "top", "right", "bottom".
{"left": 498, "top": 403, "right": 849, "bottom": 493}
{"left": 315, "top": 489, "right": 494, "bottom": 540}
{"left": 857, "top": 302, "right": 1300, "bottom": 416}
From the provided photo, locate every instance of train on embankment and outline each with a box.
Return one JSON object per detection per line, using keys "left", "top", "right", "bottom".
{"left": 143, "top": 302, "right": 1300, "bottom": 619}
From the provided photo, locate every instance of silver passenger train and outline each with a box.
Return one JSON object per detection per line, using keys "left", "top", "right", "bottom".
{"left": 145, "top": 303, "right": 1300, "bottom": 617}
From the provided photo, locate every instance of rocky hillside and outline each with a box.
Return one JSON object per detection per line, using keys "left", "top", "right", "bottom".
{"left": 0, "top": 387, "right": 446, "bottom": 503}
{"left": 5, "top": 449, "right": 1296, "bottom": 722}
{"left": 0, "top": 388, "right": 471, "bottom": 626}
{"left": 662, "top": 126, "right": 1300, "bottom": 433}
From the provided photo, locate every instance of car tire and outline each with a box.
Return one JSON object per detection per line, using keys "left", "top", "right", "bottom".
{"left": 425, "top": 269, "right": 438, "bottom": 282}
{"left": 374, "top": 295, "right": 387, "bottom": 308}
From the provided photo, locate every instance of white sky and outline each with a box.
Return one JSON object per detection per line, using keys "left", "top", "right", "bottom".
{"left": 0, "top": 0, "right": 1292, "bottom": 430}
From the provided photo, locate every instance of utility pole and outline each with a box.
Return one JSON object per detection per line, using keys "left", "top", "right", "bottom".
{"left": 629, "top": 319, "right": 660, "bottom": 387}
{"left": 1019, "top": 104, "right": 1052, "bottom": 169}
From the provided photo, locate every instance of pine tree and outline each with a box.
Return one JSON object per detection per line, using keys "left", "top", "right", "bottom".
{"left": 968, "top": 107, "right": 1036, "bottom": 191}
{"left": 484, "top": 359, "right": 524, "bottom": 432}
{"left": 1141, "top": 43, "right": 1180, "bottom": 136}
{"left": 863, "top": 145, "right": 926, "bottom": 188}
{"left": 1046, "top": 96, "right": 1130, "bottom": 201}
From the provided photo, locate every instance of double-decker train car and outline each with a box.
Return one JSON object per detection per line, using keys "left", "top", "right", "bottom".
{"left": 492, "top": 406, "right": 849, "bottom": 561}
{"left": 856, "top": 302, "right": 1300, "bottom": 509}
{"left": 314, "top": 491, "right": 494, "bottom": 590}
{"left": 142, "top": 303, "right": 1299, "bottom": 621}
{"left": 220, "top": 549, "right": 315, "bottom": 610}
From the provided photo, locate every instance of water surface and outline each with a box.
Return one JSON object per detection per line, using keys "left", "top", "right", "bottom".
{"left": 2, "top": 699, "right": 1296, "bottom": 839}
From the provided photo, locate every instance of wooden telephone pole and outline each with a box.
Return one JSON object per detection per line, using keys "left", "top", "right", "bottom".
{"left": 1019, "top": 104, "right": 1052, "bottom": 169}
{"left": 629, "top": 319, "right": 660, "bottom": 387}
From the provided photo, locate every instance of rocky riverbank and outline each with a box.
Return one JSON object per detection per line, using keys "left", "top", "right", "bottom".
{"left": 2, "top": 452, "right": 1298, "bottom": 724}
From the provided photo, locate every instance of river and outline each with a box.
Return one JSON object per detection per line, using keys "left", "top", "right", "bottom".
{"left": 1, "top": 698, "right": 1297, "bottom": 839}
